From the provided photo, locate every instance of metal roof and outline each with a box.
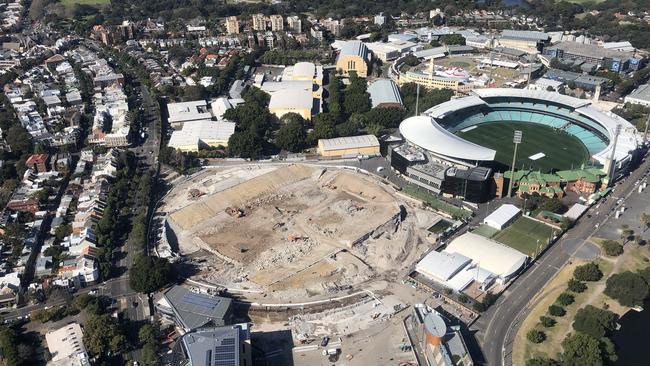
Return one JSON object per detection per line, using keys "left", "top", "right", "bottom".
{"left": 424, "top": 312, "right": 448, "bottom": 338}
{"left": 399, "top": 116, "right": 497, "bottom": 161}
{"left": 167, "top": 100, "right": 211, "bottom": 123}
{"left": 483, "top": 204, "right": 520, "bottom": 229}
{"left": 337, "top": 40, "right": 369, "bottom": 61}
{"left": 367, "top": 79, "right": 403, "bottom": 108}
{"left": 319, "top": 134, "right": 379, "bottom": 151}
{"left": 416, "top": 250, "right": 471, "bottom": 282}
{"left": 181, "top": 325, "right": 248, "bottom": 366}
{"left": 627, "top": 84, "right": 650, "bottom": 102}
{"left": 163, "top": 286, "right": 232, "bottom": 331}
{"left": 500, "top": 30, "right": 549, "bottom": 41}
{"left": 268, "top": 87, "right": 313, "bottom": 110}
{"left": 446, "top": 232, "right": 528, "bottom": 278}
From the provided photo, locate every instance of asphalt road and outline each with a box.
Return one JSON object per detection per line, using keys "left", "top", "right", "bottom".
{"left": 472, "top": 153, "right": 650, "bottom": 366}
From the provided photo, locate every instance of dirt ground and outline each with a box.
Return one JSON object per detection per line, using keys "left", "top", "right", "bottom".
{"left": 164, "top": 164, "right": 439, "bottom": 301}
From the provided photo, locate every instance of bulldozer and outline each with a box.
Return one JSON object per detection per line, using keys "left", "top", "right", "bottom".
{"left": 225, "top": 207, "right": 245, "bottom": 218}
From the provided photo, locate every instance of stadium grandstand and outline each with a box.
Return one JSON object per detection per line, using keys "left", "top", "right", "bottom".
{"left": 385, "top": 88, "right": 641, "bottom": 203}
{"left": 399, "top": 88, "right": 640, "bottom": 176}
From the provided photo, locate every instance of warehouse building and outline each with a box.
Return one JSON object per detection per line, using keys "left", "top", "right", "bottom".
{"left": 167, "top": 100, "right": 212, "bottom": 128}
{"left": 167, "top": 120, "right": 236, "bottom": 152}
{"left": 368, "top": 79, "right": 404, "bottom": 109}
{"left": 317, "top": 134, "right": 380, "bottom": 158}
{"left": 543, "top": 41, "right": 643, "bottom": 73}
{"left": 335, "top": 40, "right": 370, "bottom": 77}
{"left": 483, "top": 204, "right": 521, "bottom": 230}
{"left": 624, "top": 84, "right": 650, "bottom": 107}
{"left": 497, "top": 30, "right": 550, "bottom": 53}
{"left": 268, "top": 87, "right": 316, "bottom": 120}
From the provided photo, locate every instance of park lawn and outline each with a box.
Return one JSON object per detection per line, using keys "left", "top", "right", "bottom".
{"left": 458, "top": 122, "right": 590, "bottom": 173}
{"left": 513, "top": 244, "right": 650, "bottom": 365}
{"left": 61, "top": 0, "right": 109, "bottom": 7}
{"left": 492, "top": 217, "right": 558, "bottom": 257}
{"left": 471, "top": 224, "right": 499, "bottom": 238}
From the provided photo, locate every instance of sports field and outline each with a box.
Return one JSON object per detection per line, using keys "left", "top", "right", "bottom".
{"left": 492, "top": 216, "right": 558, "bottom": 257}
{"left": 458, "top": 122, "right": 589, "bottom": 172}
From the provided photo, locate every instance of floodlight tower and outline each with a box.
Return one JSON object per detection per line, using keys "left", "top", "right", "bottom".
{"left": 507, "top": 130, "right": 523, "bottom": 197}
{"left": 643, "top": 113, "right": 650, "bottom": 148}
{"left": 607, "top": 124, "right": 622, "bottom": 187}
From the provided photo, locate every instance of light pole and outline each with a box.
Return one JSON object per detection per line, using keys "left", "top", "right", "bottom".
{"left": 507, "top": 130, "right": 523, "bottom": 197}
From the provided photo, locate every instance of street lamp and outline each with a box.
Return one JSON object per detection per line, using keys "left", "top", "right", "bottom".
{"left": 507, "top": 130, "right": 523, "bottom": 197}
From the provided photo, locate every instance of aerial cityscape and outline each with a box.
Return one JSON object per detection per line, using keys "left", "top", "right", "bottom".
{"left": 1, "top": 0, "right": 650, "bottom": 365}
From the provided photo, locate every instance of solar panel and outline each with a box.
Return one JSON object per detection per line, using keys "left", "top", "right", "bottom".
{"left": 214, "top": 352, "right": 235, "bottom": 361}
{"left": 214, "top": 361, "right": 236, "bottom": 366}
{"left": 221, "top": 338, "right": 235, "bottom": 345}
{"left": 215, "top": 345, "right": 235, "bottom": 353}
{"left": 181, "top": 292, "right": 221, "bottom": 309}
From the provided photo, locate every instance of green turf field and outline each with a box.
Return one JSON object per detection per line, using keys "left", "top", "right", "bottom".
{"left": 457, "top": 122, "right": 590, "bottom": 173}
{"left": 492, "top": 216, "right": 558, "bottom": 257}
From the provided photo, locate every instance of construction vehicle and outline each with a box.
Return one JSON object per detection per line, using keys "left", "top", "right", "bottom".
{"left": 287, "top": 234, "right": 308, "bottom": 241}
{"left": 225, "top": 207, "right": 245, "bottom": 218}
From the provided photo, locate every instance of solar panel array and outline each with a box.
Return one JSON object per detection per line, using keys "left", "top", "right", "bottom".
{"left": 214, "top": 336, "right": 237, "bottom": 366}
{"left": 181, "top": 292, "right": 221, "bottom": 309}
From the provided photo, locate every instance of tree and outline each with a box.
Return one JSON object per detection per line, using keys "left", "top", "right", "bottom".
{"left": 539, "top": 316, "right": 556, "bottom": 328}
{"left": 573, "top": 305, "right": 619, "bottom": 338}
{"left": 604, "top": 271, "right": 649, "bottom": 307}
{"left": 364, "top": 107, "right": 406, "bottom": 128}
{"left": 602, "top": 240, "right": 623, "bottom": 256}
{"left": 539, "top": 197, "right": 564, "bottom": 214}
{"left": 138, "top": 323, "right": 160, "bottom": 345}
{"left": 129, "top": 255, "right": 175, "bottom": 294}
{"left": 6, "top": 125, "right": 32, "bottom": 156}
{"left": 527, "top": 329, "right": 546, "bottom": 343}
{"left": 573, "top": 262, "right": 603, "bottom": 282}
{"left": 275, "top": 114, "right": 306, "bottom": 152}
{"left": 548, "top": 304, "right": 566, "bottom": 317}
{"left": 457, "top": 294, "right": 469, "bottom": 303}
{"left": 440, "top": 34, "right": 466, "bottom": 45}
{"left": 83, "top": 314, "right": 127, "bottom": 357}
{"left": 561, "top": 333, "right": 616, "bottom": 366}
{"left": 556, "top": 293, "right": 575, "bottom": 306}
{"left": 568, "top": 278, "right": 587, "bottom": 293}
{"left": 228, "top": 130, "right": 264, "bottom": 159}
{"left": 311, "top": 113, "right": 337, "bottom": 140}
{"left": 526, "top": 357, "right": 558, "bottom": 366}
{"left": 0, "top": 327, "right": 21, "bottom": 366}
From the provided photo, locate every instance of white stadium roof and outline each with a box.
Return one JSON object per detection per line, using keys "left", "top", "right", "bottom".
{"left": 399, "top": 116, "right": 497, "bottom": 161}
{"left": 472, "top": 88, "right": 590, "bottom": 109}
{"left": 407, "top": 88, "right": 640, "bottom": 166}
{"left": 445, "top": 232, "right": 528, "bottom": 279}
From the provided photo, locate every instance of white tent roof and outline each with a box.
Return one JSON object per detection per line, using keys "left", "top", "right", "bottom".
{"left": 483, "top": 204, "right": 520, "bottom": 229}
{"left": 416, "top": 250, "right": 472, "bottom": 282}
{"left": 399, "top": 116, "right": 497, "bottom": 161}
{"left": 445, "top": 232, "right": 528, "bottom": 279}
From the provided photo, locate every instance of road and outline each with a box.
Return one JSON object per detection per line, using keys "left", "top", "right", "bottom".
{"left": 472, "top": 153, "right": 650, "bottom": 366}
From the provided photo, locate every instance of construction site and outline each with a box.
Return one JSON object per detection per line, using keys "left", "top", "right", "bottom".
{"left": 160, "top": 164, "right": 440, "bottom": 302}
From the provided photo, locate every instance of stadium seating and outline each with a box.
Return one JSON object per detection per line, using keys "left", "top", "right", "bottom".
{"left": 441, "top": 99, "right": 612, "bottom": 155}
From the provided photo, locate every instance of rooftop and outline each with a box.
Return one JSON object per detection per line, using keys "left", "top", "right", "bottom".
{"left": 167, "top": 100, "right": 211, "bottom": 123}
{"left": 337, "top": 40, "right": 369, "bottom": 61}
{"left": 367, "top": 79, "right": 403, "bottom": 108}
{"left": 268, "top": 87, "right": 313, "bottom": 111}
{"left": 548, "top": 41, "right": 636, "bottom": 60}
{"left": 500, "top": 30, "right": 550, "bottom": 42}
{"left": 163, "top": 285, "right": 233, "bottom": 331}
{"left": 319, "top": 134, "right": 379, "bottom": 151}
{"left": 627, "top": 84, "right": 650, "bottom": 102}
{"left": 181, "top": 324, "right": 249, "bottom": 366}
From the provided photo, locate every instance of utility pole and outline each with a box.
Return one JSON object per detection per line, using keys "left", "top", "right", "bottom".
{"left": 507, "top": 130, "right": 523, "bottom": 197}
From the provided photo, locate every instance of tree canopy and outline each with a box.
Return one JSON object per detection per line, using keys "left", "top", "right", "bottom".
{"left": 572, "top": 305, "right": 619, "bottom": 338}
{"left": 129, "top": 255, "right": 176, "bottom": 293}
{"left": 604, "top": 271, "right": 649, "bottom": 307}
{"left": 275, "top": 113, "right": 307, "bottom": 152}
{"left": 573, "top": 262, "right": 603, "bottom": 282}
{"left": 83, "top": 314, "right": 127, "bottom": 357}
